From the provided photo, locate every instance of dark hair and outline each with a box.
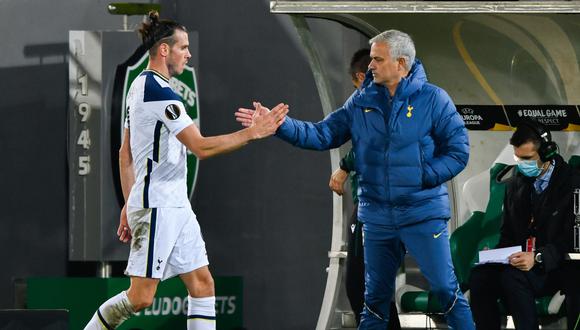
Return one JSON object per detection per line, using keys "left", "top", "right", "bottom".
{"left": 511, "top": 119, "right": 559, "bottom": 162}
{"left": 349, "top": 48, "right": 371, "bottom": 79}
{"left": 510, "top": 121, "right": 543, "bottom": 149}
{"left": 138, "top": 11, "right": 187, "bottom": 55}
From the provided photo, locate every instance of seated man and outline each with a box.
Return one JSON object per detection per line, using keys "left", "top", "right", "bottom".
{"left": 469, "top": 120, "right": 580, "bottom": 330}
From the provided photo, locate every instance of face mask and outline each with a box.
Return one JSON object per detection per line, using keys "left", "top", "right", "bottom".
{"left": 516, "top": 159, "right": 542, "bottom": 177}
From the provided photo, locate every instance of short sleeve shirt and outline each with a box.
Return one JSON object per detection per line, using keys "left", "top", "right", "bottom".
{"left": 125, "top": 70, "right": 193, "bottom": 208}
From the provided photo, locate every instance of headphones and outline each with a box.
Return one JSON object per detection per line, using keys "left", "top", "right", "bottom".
{"left": 518, "top": 119, "right": 559, "bottom": 162}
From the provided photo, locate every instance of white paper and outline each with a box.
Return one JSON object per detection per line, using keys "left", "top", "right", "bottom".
{"left": 476, "top": 246, "right": 522, "bottom": 265}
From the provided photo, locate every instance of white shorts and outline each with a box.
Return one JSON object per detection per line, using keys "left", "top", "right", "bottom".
{"left": 125, "top": 206, "right": 209, "bottom": 280}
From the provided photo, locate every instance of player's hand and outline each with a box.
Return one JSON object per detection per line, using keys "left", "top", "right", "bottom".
{"left": 117, "top": 205, "right": 132, "bottom": 243}
{"left": 508, "top": 251, "right": 534, "bottom": 271}
{"left": 249, "top": 102, "right": 288, "bottom": 139}
{"left": 329, "top": 168, "right": 349, "bottom": 196}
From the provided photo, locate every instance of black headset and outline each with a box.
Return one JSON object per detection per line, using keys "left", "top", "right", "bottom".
{"left": 518, "top": 119, "right": 559, "bottom": 162}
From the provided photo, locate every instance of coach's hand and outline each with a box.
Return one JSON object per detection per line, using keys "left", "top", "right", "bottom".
{"left": 117, "top": 205, "right": 132, "bottom": 243}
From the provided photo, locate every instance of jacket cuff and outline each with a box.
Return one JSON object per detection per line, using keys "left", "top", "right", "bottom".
{"left": 339, "top": 157, "right": 351, "bottom": 172}
{"left": 274, "top": 118, "right": 293, "bottom": 139}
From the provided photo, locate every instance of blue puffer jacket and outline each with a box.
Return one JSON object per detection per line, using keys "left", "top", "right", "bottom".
{"left": 276, "top": 60, "right": 469, "bottom": 226}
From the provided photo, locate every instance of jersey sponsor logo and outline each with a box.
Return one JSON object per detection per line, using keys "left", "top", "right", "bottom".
{"left": 165, "top": 104, "right": 181, "bottom": 120}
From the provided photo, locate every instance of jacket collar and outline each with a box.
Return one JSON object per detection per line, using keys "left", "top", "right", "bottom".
{"left": 354, "top": 59, "right": 427, "bottom": 109}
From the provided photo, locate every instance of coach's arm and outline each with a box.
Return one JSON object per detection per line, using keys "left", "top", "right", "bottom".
{"left": 176, "top": 103, "right": 288, "bottom": 159}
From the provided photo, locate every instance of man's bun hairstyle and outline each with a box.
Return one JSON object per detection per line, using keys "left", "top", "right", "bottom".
{"left": 138, "top": 11, "right": 186, "bottom": 52}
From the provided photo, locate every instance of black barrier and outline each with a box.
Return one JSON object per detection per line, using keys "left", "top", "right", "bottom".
{"left": 456, "top": 105, "right": 580, "bottom": 131}
{"left": 0, "top": 310, "right": 68, "bottom": 330}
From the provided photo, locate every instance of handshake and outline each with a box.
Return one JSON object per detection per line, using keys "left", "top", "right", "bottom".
{"left": 235, "top": 102, "right": 289, "bottom": 139}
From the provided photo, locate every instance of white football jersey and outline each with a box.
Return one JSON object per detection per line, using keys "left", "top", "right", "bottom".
{"left": 125, "top": 70, "right": 193, "bottom": 208}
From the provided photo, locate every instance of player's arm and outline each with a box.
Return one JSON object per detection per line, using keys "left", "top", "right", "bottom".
{"left": 119, "top": 128, "right": 135, "bottom": 201}
{"left": 177, "top": 103, "right": 288, "bottom": 159}
{"left": 117, "top": 128, "right": 134, "bottom": 243}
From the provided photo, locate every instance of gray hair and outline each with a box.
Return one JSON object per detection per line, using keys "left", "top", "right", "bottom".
{"left": 369, "top": 30, "right": 416, "bottom": 71}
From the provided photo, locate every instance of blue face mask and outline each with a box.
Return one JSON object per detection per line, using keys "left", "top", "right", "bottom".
{"left": 517, "top": 159, "right": 542, "bottom": 177}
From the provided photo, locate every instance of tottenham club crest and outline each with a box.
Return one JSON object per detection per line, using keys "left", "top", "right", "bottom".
{"left": 165, "top": 104, "right": 181, "bottom": 120}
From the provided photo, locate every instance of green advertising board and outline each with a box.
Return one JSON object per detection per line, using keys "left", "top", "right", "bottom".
{"left": 27, "top": 276, "right": 242, "bottom": 330}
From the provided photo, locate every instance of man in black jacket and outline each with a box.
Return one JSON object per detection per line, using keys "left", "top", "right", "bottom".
{"left": 469, "top": 120, "right": 580, "bottom": 330}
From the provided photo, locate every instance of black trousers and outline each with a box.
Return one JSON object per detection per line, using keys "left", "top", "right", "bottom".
{"left": 561, "top": 261, "right": 580, "bottom": 330}
{"left": 470, "top": 263, "right": 579, "bottom": 330}
{"left": 345, "top": 204, "right": 401, "bottom": 329}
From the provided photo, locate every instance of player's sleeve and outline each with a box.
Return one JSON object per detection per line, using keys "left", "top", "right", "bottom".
{"left": 152, "top": 100, "right": 193, "bottom": 135}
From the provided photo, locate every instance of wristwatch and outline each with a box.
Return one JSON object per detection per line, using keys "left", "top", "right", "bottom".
{"left": 534, "top": 252, "right": 543, "bottom": 264}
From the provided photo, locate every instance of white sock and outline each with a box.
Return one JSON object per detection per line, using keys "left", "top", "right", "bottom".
{"left": 187, "top": 296, "right": 216, "bottom": 330}
{"left": 84, "top": 291, "right": 135, "bottom": 330}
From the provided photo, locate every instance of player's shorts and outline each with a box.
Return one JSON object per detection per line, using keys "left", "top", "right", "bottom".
{"left": 125, "top": 206, "right": 208, "bottom": 280}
